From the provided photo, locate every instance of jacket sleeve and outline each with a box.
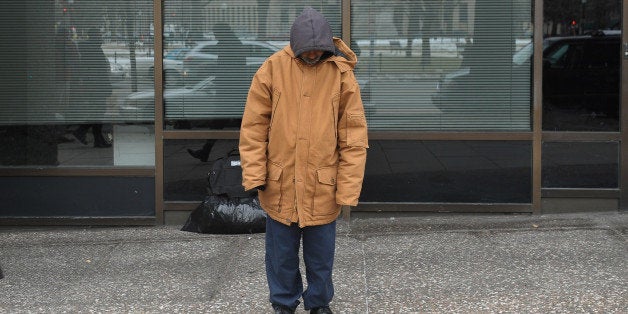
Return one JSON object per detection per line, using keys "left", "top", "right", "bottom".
{"left": 239, "top": 62, "right": 272, "bottom": 191}
{"left": 336, "top": 70, "right": 368, "bottom": 206}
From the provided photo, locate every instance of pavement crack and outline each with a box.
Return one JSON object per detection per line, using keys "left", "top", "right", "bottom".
{"left": 360, "top": 240, "right": 370, "bottom": 314}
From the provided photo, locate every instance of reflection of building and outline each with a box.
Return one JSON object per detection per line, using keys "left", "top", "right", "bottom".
{"left": 351, "top": 0, "right": 476, "bottom": 40}
{"left": 265, "top": 0, "right": 311, "bottom": 39}
{"left": 451, "top": 0, "right": 474, "bottom": 36}
{"left": 205, "top": 0, "right": 258, "bottom": 38}
{"left": 204, "top": 0, "right": 340, "bottom": 40}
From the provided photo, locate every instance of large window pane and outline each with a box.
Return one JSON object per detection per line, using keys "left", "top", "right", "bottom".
{"left": 362, "top": 141, "right": 532, "bottom": 203}
{"left": 158, "top": 1, "right": 341, "bottom": 130}
{"left": 542, "top": 0, "right": 621, "bottom": 131}
{"left": 352, "top": 0, "right": 532, "bottom": 131}
{"left": 0, "top": 1, "right": 155, "bottom": 166}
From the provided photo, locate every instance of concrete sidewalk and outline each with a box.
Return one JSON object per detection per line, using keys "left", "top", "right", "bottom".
{"left": 0, "top": 211, "right": 626, "bottom": 313}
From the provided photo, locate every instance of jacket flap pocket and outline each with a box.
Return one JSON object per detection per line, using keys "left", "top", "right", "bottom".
{"left": 317, "top": 167, "right": 337, "bottom": 186}
{"left": 267, "top": 162, "right": 283, "bottom": 181}
{"left": 347, "top": 112, "right": 368, "bottom": 148}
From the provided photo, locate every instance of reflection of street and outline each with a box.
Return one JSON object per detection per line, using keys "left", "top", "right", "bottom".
{"left": 362, "top": 140, "right": 533, "bottom": 203}
{"left": 364, "top": 76, "right": 443, "bottom": 130}
{"left": 57, "top": 140, "right": 113, "bottom": 166}
{"left": 164, "top": 139, "right": 230, "bottom": 201}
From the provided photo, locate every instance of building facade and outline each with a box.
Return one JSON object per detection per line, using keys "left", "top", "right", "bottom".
{"left": 0, "top": 0, "right": 626, "bottom": 225}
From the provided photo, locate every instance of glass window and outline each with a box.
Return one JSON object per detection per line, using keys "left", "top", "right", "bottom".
{"left": 0, "top": 1, "right": 155, "bottom": 167}
{"left": 542, "top": 142, "right": 619, "bottom": 188}
{"left": 542, "top": 0, "right": 621, "bottom": 131}
{"left": 351, "top": 0, "right": 533, "bottom": 131}
{"left": 160, "top": 1, "right": 341, "bottom": 130}
{"left": 362, "top": 141, "right": 532, "bottom": 203}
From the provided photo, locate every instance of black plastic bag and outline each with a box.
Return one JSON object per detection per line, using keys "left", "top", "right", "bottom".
{"left": 181, "top": 195, "right": 266, "bottom": 234}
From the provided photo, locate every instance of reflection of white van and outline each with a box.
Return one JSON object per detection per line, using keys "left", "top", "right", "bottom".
{"left": 107, "top": 53, "right": 185, "bottom": 83}
{"left": 182, "top": 40, "right": 281, "bottom": 83}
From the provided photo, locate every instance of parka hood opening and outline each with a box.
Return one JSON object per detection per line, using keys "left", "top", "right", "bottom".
{"left": 287, "top": 8, "right": 358, "bottom": 70}
{"left": 290, "top": 7, "right": 335, "bottom": 58}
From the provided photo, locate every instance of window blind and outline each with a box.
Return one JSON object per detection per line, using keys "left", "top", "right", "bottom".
{"left": 351, "top": 0, "right": 532, "bottom": 131}
{"left": 0, "top": 0, "right": 154, "bottom": 125}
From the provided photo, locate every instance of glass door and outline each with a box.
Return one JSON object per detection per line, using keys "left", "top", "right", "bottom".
{"left": 541, "top": 0, "right": 623, "bottom": 212}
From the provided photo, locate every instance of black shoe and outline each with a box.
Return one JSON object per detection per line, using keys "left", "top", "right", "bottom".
{"left": 310, "top": 306, "right": 333, "bottom": 314}
{"left": 272, "top": 304, "right": 295, "bottom": 314}
{"left": 187, "top": 148, "right": 208, "bottom": 162}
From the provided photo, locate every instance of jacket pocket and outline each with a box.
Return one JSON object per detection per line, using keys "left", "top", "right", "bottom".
{"left": 347, "top": 112, "right": 368, "bottom": 148}
{"left": 313, "top": 166, "right": 338, "bottom": 216}
{"left": 262, "top": 161, "right": 283, "bottom": 212}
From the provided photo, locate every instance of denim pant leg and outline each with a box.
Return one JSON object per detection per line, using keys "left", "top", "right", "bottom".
{"left": 302, "top": 221, "right": 336, "bottom": 310}
{"left": 265, "top": 217, "right": 303, "bottom": 309}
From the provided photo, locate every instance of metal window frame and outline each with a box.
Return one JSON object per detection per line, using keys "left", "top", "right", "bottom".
{"left": 621, "top": 1, "right": 628, "bottom": 211}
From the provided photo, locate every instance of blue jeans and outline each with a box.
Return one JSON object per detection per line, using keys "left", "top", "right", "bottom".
{"left": 265, "top": 217, "right": 336, "bottom": 310}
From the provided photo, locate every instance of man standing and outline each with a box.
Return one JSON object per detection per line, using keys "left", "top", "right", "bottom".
{"left": 239, "top": 7, "right": 368, "bottom": 314}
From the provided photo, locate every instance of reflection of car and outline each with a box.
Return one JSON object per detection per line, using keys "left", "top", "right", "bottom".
{"left": 163, "top": 48, "right": 188, "bottom": 73}
{"left": 182, "top": 40, "right": 281, "bottom": 83}
{"left": 433, "top": 30, "right": 620, "bottom": 128}
{"left": 110, "top": 48, "right": 190, "bottom": 82}
{"left": 129, "top": 57, "right": 160, "bottom": 79}
{"left": 165, "top": 48, "right": 189, "bottom": 61}
{"left": 542, "top": 31, "right": 620, "bottom": 118}
{"left": 120, "top": 76, "right": 249, "bottom": 121}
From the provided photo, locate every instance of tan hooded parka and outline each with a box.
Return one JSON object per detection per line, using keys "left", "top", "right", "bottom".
{"left": 239, "top": 8, "right": 368, "bottom": 227}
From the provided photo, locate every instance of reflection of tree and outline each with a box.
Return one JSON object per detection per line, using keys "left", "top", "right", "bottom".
{"left": 258, "top": 0, "right": 270, "bottom": 39}
{"left": 391, "top": 0, "right": 437, "bottom": 65}
{"left": 69, "top": 1, "right": 153, "bottom": 92}
{"left": 544, "top": 0, "right": 581, "bottom": 35}
{"left": 393, "top": 1, "right": 421, "bottom": 58}
{"left": 456, "top": 0, "right": 518, "bottom": 110}
{"left": 420, "top": 1, "right": 437, "bottom": 66}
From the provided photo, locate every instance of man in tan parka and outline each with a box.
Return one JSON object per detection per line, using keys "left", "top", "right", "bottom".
{"left": 239, "top": 7, "right": 367, "bottom": 314}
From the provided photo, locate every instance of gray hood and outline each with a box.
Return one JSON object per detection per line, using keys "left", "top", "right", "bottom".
{"left": 290, "top": 7, "right": 335, "bottom": 57}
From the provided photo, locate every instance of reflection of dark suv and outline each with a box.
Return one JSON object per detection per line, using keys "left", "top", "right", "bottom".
{"left": 542, "top": 31, "right": 621, "bottom": 131}
{"left": 432, "top": 30, "right": 621, "bottom": 131}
